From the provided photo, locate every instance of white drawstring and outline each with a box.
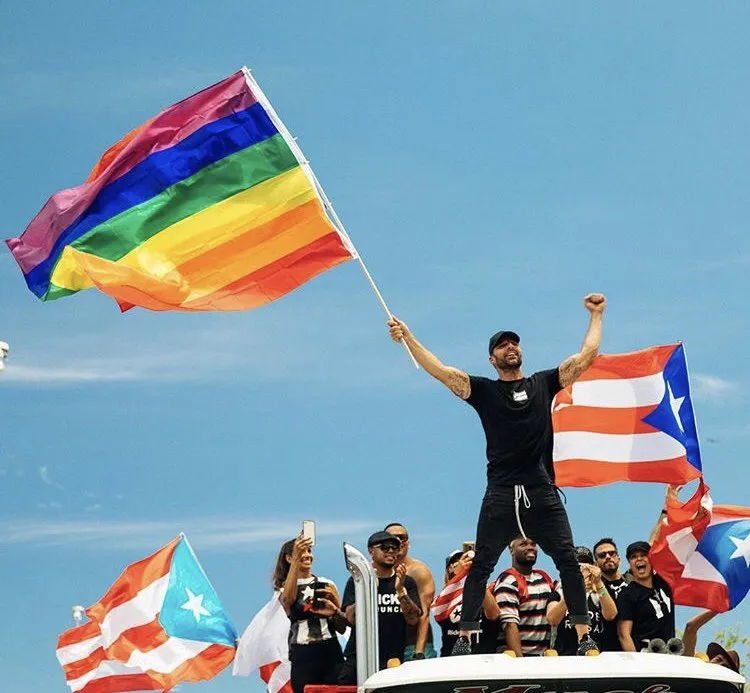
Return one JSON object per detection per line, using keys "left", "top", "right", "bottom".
{"left": 514, "top": 484, "right": 531, "bottom": 538}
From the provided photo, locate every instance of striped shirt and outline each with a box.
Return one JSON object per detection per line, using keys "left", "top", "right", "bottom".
{"left": 288, "top": 576, "right": 336, "bottom": 646}
{"left": 492, "top": 570, "right": 555, "bottom": 656}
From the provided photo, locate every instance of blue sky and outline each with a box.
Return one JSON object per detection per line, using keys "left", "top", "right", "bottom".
{"left": 1, "top": 2, "right": 749, "bottom": 691}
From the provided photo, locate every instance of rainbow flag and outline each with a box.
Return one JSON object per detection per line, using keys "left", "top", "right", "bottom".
{"left": 6, "top": 68, "right": 356, "bottom": 311}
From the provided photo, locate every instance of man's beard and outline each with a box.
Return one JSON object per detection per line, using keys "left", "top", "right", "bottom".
{"left": 499, "top": 355, "right": 522, "bottom": 370}
{"left": 515, "top": 555, "right": 536, "bottom": 568}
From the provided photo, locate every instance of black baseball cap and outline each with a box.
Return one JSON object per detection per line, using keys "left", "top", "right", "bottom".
{"left": 445, "top": 549, "right": 463, "bottom": 568}
{"left": 575, "top": 546, "right": 595, "bottom": 564}
{"left": 367, "top": 531, "right": 400, "bottom": 548}
{"left": 625, "top": 541, "right": 651, "bottom": 559}
{"left": 488, "top": 330, "right": 520, "bottom": 354}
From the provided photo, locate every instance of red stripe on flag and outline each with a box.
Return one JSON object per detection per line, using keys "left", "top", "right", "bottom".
{"left": 151, "top": 644, "right": 236, "bottom": 689}
{"left": 573, "top": 345, "right": 676, "bottom": 382}
{"left": 672, "top": 578, "right": 731, "bottom": 612}
{"left": 87, "top": 536, "right": 180, "bottom": 622}
{"left": 79, "top": 673, "right": 161, "bottom": 693}
{"left": 63, "top": 646, "right": 108, "bottom": 681}
{"left": 713, "top": 505, "right": 750, "bottom": 520}
{"left": 259, "top": 661, "right": 281, "bottom": 683}
{"left": 58, "top": 620, "right": 101, "bottom": 648}
{"left": 554, "top": 457, "right": 701, "bottom": 488}
{"left": 77, "top": 644, "right": 236, "bottom": 693}
{"left": 553, "top": 405, "right": 659, "bottom": 435}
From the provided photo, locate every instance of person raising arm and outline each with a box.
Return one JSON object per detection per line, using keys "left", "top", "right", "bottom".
{"left": 558, "top": 294, "right": 606, "bottom": 388}
{"left": 387, "top": 318, "right": 471, "bottom": 399}
{"left": 387, "top": 294, "right": 607, "bottom": 657}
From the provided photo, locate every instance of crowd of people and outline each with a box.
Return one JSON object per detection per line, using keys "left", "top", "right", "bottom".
{"left": 268, "top": 522, "right": 742, "bottom": 693}
{"left": 262, "top": 295, "right": 742, "bottom": 693}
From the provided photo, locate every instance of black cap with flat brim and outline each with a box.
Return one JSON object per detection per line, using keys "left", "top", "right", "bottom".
{"left": 489, "top": 330, "right": 520, "bottom": 354}
{"left": 625, "top": 541, "right": 651, "bottom": 559}
{"left": 367, "top": 531, "right": 400, "bottom": 548}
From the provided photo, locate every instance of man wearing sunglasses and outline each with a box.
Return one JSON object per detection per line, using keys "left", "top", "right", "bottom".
{"left": 339, "top": 531, "right": 422, "bottom": 684}
{"left": 384, "top": 522, "right": 437, "bottom": 661}
{"left": 592, "top": 537, "right": 629, "bottom": 651}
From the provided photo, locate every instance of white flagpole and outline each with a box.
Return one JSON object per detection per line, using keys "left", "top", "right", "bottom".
{"left": 307, "top": 169, "right": 419, "bottom": 370}
{"left": 241, "top": 67, "right": 419, "bottom": 370}
{"left": 72, "top": 605, "right": 85, "bottom": 626}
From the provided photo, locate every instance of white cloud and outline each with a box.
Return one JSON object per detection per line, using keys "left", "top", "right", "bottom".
{"left": 692, "top": 374, "right": 740, "bottom": 402}
{"left": 6, "top": 364, "right": 141, "bottom": 383}
{"left": 0, "top": 517, "right": 374, "bottom": 552}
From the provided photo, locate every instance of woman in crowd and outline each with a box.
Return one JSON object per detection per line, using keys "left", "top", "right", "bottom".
{"left": 274, "top": 536, "right": 349, "bottom": 693}
{"left": 433, "top": 547, "right": 498, "bottom": 656}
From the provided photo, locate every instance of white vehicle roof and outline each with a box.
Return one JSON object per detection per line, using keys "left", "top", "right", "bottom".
{"left": 363, "top": 652, "right": 745, "bottom": 690}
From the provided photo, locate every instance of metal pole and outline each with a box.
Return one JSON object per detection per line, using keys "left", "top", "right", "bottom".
{"left": 343, "top": 542, "right": 379, "bottom": 685}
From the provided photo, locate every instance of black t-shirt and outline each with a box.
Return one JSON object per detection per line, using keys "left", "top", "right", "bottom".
{"left": 287, "top": 576, "right": 340, "bottom": 647}
{"left": 342, "top": 573, "right": 421, "bottom": 667}
{"left": 617, "top": 574, "right": 674, "bottom": 649}
{"left": 437, "top": 602, "right": 493, "bottom": 657}
{"left": 466, "top": 369, "right": 562, "bottom": 487}
{"left": 599, "top": 575, "right": 629, "bottom": 652}
{"left": 548, "top": 588, "right": 605, "bottom": 656}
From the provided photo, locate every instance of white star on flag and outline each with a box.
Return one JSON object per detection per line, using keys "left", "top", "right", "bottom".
{"left": 181, "top": 588, "right": 211, "bottom": 622}
{"left": 668, "top": 382, "right": 686, "bottom": 433}
{"left": 300, "top": 585, "right": 315, "bottom": 602}
{"left": 729, "top": 534, "right": 750, "bottom": 568}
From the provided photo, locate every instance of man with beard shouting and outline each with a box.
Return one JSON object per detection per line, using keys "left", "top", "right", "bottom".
{"left": 388, "top": 293, "right": 606, "bottom": 655}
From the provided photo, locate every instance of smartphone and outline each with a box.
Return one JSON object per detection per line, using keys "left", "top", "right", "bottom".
{"left": 462, "top": 541, "right": 475, "bottom": 553}
{"left": 302, "top": 520, "right": 316, "bottom": 546}
{"left": 313, "top": 579, "right": 326, "bottom": 609}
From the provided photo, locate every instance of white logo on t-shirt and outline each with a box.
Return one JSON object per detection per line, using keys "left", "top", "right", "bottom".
{"left": 513, "top": 390, "right": 528, "bottom": 402}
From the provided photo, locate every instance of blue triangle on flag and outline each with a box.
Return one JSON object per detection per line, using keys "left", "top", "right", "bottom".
{"left": 698, "top": 519, "right": 750, "bottom": 609}
{"left": 641, "top": 343, "right": 702, "bottom": 473}
{"left": 160, "top": 537, "right": 237, "bottom": 646}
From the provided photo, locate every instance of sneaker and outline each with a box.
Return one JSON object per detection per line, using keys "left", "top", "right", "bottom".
{"left": 576, "top": 635, "right": 599, "bottom": 656}
{"left": 451, "top": 635, "right": 472, "bottom": 656}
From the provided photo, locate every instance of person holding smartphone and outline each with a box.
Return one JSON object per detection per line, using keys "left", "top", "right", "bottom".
{"left": 275, "top": 533, "right": 348, "bottom": 693}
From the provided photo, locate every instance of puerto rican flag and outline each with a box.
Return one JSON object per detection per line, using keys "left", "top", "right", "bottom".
{"left": 233, "top": 594, "right": 292, "bottom": 693}
{"left": 650, "top": 481, "right": 750, "bottom": 612}
{"left": 56, "top": 534, "right": 236, "bottom": 693}
{"left": 431, "top": 566, "right": 469, "bottom": 624}
{"left": 552, "top": 343, "right": 703, "bottom": 487}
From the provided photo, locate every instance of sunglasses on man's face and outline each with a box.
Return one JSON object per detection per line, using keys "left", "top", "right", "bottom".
{"left": 596, "top": 550, "right": 618, "bottom": 559}
{"left": 374, "top": 544, "right": 400, "bottom": 553}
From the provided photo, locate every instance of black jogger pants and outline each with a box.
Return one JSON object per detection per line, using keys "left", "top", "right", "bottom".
{"left": 459, "top": 483, "right": 590, "bottom": 631}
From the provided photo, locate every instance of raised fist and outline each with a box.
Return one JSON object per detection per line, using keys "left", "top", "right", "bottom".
{"left": 584, "top": 293, "right": 606, "bottom": 314}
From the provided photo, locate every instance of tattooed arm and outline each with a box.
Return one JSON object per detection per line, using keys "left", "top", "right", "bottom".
{"left": 388, "top": 317, "right": 471, "bottom": 399}
{"left": 558, "top": 293, "right": 607, "bottom": 388}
